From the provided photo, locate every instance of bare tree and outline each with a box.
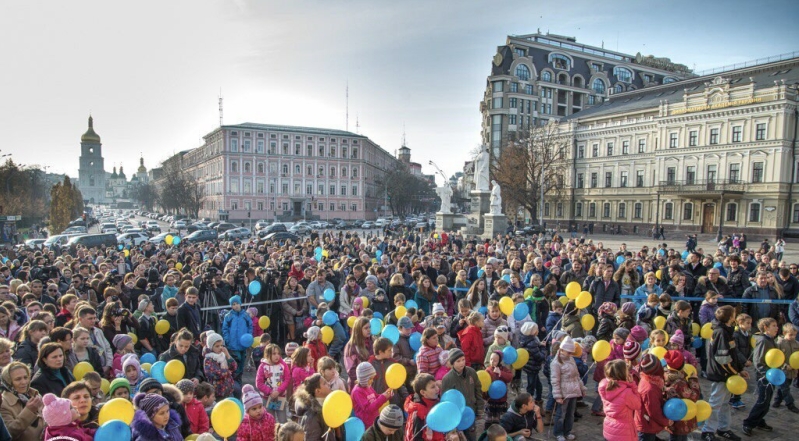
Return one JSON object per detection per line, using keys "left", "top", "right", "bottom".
{"left": 157, "top": 156, "right": 203, "bottom": 217}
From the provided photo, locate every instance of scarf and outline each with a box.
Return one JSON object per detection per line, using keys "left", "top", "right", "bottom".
{"left": 0, "top": 377, "right": 31, "bottom": 407}
{"left": 205, "top": 351, "right": 228, "bottom": 370}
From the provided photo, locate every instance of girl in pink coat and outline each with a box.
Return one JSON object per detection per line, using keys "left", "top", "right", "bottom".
{"left": 351, "top": 362, "right": 391, "bottom": 426}
{"left": 255, "top": 344, "right": 290, "bottom": 423}
{"left": 598, "top": 359, "right": 642, "bottom": 441}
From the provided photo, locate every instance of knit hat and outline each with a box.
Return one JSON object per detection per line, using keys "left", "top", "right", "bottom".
{"left": 108, "top": 378, "right": 131, "bottom": 397}
{"left": 285, "top": 342, "right": 299, "bottom": 357}
{"left": 439, "top": 350, "right": 450, "bottom": 366}
{"left": 304, "top": 326, "right": 321, "bottom": 342}
{"left": 629, "top": 325, "right": 648, "bottom": 343}
{"left": 176, "top": 379, "right": 195, "bottom": 396}
{"left": 121, "top": 353, "right": 138, "bottom": 366}
{"left": 133, "top": 393, "right": 169, "bottom": 418}
{"left": 379, "top": 404, "right": 404, "bottom": 429}
{"left": 640, "top": 353, "right": 663, "bottom": 376}
{"left": 432, "top": 303, "right": 445, "bottom": 315}
{"left": 613, "top": 327, "right": 630, "bottom": 341}
{"left": 206, "top": 332, "right": 223, "bottom": 350}
{"left": 638, "top": 305, "right": 656, "bottom": 321}
{"left": 123, "top": 356, "right": 141, "bottom": 374}
{"left": 521, "top": 322, "right": 538, "bottom": 336}
{"left": 598, "top": 302, "right": 618, "bottom": 316}
{"left": 494, "top": 326, "right": 510, "bottom": 342}
{"left": 623, "top": 340, "right": 641, "bottom": 361}
{"left": 560, "top": 336, "right": 576, "bottom": 353}
{"left": 113, "top": 333, "right": 133, "bottom": 350}
{"left": 356, "top": 362, "right": 376, "bottom": 386}
{"left": 449, "top": 348, "right": 465, "bottom": 365}
{"left": 138, "top": 298, "right": 151, "bottom": 312}
{"left": 551, "top": 330, "right": 568, "bottom": 343}
{"left": 365, "top": 275, "right": 379, "bottom": 286}
{"left": 670, "top": 329, "right": 685, "bottom": 348}
{"left": 42, "top": 393, "right": 75, "bottom": 427}
{"left": 242, "top": 384, "right": 262, "bottom": 411}
{"left": 229, "top": 295, "right": 242, "bottom": 306}
{"left": 397, "top": 316, "right": 413, "bottom": 329}
{"left": 621, "top": 302, "right": 637, "bottom": 316}
{"left": 139, "top": 378, "right": 163, "bottom": 394}
{"left": 247, "top": 307, "right": 258, "bottom": 316}
{"left": 664, "top": 350, "right": 685, "bottom": 371}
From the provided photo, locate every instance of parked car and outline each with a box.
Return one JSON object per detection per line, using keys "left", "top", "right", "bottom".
{"left": 361, "top": 221, "right": 375, "bottom": 229}
{"left": 184, "top": 229, "right": 218, "bottom": 243}
{"left": 263, "top": 232, "right": 300, "bottom": 242}
{"left": 117, "top": 232, "right": 150, "bottom": 246}
{"left": 215, "top": 222, "right": 236, "bottom": 233}
{"left": 100, "top": 223, "right": 118, "bottom": 234}
{"left": 289, "top": 224, "right": 311, "bottom": 235}
{"left": 257, "top": 223, "right": 287, "bottom": 237}
{"left": 67, "top": 233, "right": 118, "bottom": 251}
{"left": 220, "top": 227, "right": 251, "bottom": 240}
{"left": 254, "top": 220, "right": 270, "bottom": 231}
{"left": 171, "top": 221, "right": 187, "bottom": 230}
{"left": 148, "top": 232, "right": 170, "bottom": 244}
{"left": 23, "top": 239, "right": 46, "bottom": 249}
{"left": 63, "top": 226, "right": 88, "bottom": 234}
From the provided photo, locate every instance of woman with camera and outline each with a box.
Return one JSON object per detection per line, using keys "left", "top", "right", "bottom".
{"left": 100, "top": 301, "right": 138, "bottom": 352}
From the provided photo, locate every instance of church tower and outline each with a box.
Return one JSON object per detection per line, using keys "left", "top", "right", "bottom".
{"left": 77, "top": 115, "right": 107, "bottom": 204}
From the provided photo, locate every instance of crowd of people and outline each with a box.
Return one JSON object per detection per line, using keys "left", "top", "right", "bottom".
{"left": 0, "top": 225, "right": 796, "bottom": 440}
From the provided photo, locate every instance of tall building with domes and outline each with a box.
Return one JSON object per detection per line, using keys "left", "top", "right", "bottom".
{"left": 77, "top": 115, "right": 107, "bottom": 204}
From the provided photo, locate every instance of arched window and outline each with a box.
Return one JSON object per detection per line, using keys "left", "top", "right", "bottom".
{"left": 341, "top": 167, "right": 348, "bottom": 177}
{"left": 573, "top": 76, "right": 583, "bottom": 88}
{"left": 614, "top": 84, "right": 624, "bottom": 94}
{"left": 603, "top": 203, "right": 611, "bottom": 217}
{"left": 613, "top": 67, "right": 633, "bottom": 83}
{"left": 618, "top": 203, "right": 626, "bottom": 218}
{"left": 592, "top": 78, "right": 606, "bottom": 94}
{"left": 281, "top": 164, "right": 288, "bottom": 175}
{"left": 549, "top": 54, "right": 571, "bottom": 70}
{"left": 634, "top": 203, "right": 642, "bottom": 219}
{"left": 231, "top": 161, "right": 238, "bottom": 173}
{"left": 330, "top": 146, "right": 336, "bottom": 157}
{"left": 589, "top": 203, "right": 596, "bottom": 218}
{"left": 684, "top": 203, "right": 693, "bottom": 220}
{"left": 342, "top": 147, "right": 347, "bottom": 158}
{"left": 330, "top": 167, "right": 336, "bottom": 177}
{"left": 294, "top": 164, "right": 300, "bottom": 174}
{"left": 515, "top": 64, "right": 530, "bottom": 81}
{"left": 258, "top": 163, "right": 264, "bottom": 173}
{"left": 244, "top": 162, "right": 251, "bottom": 173}
{"left": 542, "top": 71, "right": 552, "bottom": 82}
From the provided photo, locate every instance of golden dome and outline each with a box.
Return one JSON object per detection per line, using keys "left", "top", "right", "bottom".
{"left": 81, "top": 115, "right": 101, "bottom": 143}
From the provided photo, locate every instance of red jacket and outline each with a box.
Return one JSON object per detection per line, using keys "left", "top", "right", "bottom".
{"left": 635, "top": 373, "right": 670, "bottom": 435}
{"left": 305, "top": 339, "right": 328, "bottom": 366}
{"left": 237, "top": 411, "right": 276, "bottom": 441}
{"left": 184, "top": 398, "right": 210, "bottom": 434}
{"left": 458, "top": 325, "right": 485, "bottom": 367}
{"left": 404, "top": 395, "right": 445, "bottom": 441}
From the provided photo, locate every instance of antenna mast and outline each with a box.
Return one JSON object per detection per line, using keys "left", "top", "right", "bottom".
{"left": 356, "top": 114, "right": 360, "bottom": 134}
{"left": 345, "top": 81, "right": 349, "bottom": 132}
{"left": 218, "top": 89, "right": 223, "bottom": 127}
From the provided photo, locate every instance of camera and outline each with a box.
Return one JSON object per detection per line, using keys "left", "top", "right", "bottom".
{"left": 203, "top": 267, "right": 219, "bottom": 283}
{"left": 34, "top": 265, "right": 59, "bottom": 282}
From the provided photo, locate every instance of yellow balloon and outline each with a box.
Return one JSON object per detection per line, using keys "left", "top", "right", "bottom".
{"left": 765, "top": 348, "right": 785, "bottom": 369}
{"left": 683, "top": 364, "right": 697, "bottom": 378}
{"left": 726, "top": 375, "right": 747, "bottom": 395}
{"left": 128, "top": 332, "right": 138, "bottom": 345}
{"left": 385, "top": 363, "right": 407, "bottom": 389}
{"left": 592, "top": 340, "right": 611, "bottom": 362}
{"left": 175, "top": 262, "right": 183, "bottom": 271}
{"left": 99, "top": 398, "right": 135, "bottom": 425}
{"left": 655, "top": 269, "right": 662, "bottom": 280}
{"left": 321, "top": 326, "right": 334, "bottom": 345}
{"left": 559, "top": 296, "right": 569, "bottom": 307}
{"left": 663, "top": 331, "right": 669, "bottom": 345}
{"left": 73, "top": 361, "right": 93, "bottom": 381}
{"left": 123, "top": 249, "right": 130, "bottom": 257}
{"left": 259, "top": 316, "right": 271, "bottom": 330}
{"left": 164, "top": 359, "right": 186, "bottom": 384}
{"left": 477, "top": 370, "right": 491, "bottom": 392}
{"left": 701, "top": 323, "right": 713, "bottom": 340}
{"left": 155, "top": 319, "right": 170, "bottom": 335}
{"left": 251, "top": 337, "right": 260, "bottom": 348}
{"left": 751, "top": 336, "right": 756, "bottom": 349}
{"left": 512, "top": 348, "right": 530, "bottom": 370}
{"left": 211, "top": 399, "right": 242, "bottom": 438}
{"left": 565, "top": 282, "right": 581, "bottom": 300}
{"left": 322, "top": 390, "right": 353, "bottom": 428}
{"left": 524, "top": 288, "right": 534, "bottom": 298}
{"left": 692, "top": 322, "right": 700, "bottom": 337}
{"left": 654, "top": 316, "right": 666, "bottom": 330}
{"left": 322, "top": 250, "right": 329, "bottom": 257}
{"left": 360, "top": 296, "right": 370, "bottom": 309}
{"left": 499, "top": 297, "right": 514, "bottom": 316}
{"left": 141, "top": 363, "right": 152, "bottom": 373}
{"left": 696, "top": 400, "right": 711, "bottom": 422}
{"left": 347, "top": 316, "right": 357, "bottom": 328}
{"left": 580, "top": 314, "right": 595, "bottom": 330}
{"left": 165, "top": 235, "right": 174, "bottom": 245}
{"left": 394, "top": 306, "right": 407, "bottom": 320}
{"left": 575, "top": 291, "right": 592, "bottom": 310}
{"left": 651, "top": 346, "right": 667, "bottom": 360}
{"left": 682, "top": 398, "right": 697, "bottom": 421}
{"left": 574, "top": 344, "right": 583, "bottom": 358}
{"left": 186, "top": 435, "right": 199, "bottom": 441}
{"left": 791, "top": 351, "right": 799, "bottom": 370}
{"left": 100, "top": 378, "right": 110, "bottom": 394}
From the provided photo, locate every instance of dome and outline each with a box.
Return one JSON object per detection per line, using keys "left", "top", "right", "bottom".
{"left": 137, "top": 156, "right": 147, "bottom": 173}
{"left": 81, "top": 116, "right": 101, "bottom": 143}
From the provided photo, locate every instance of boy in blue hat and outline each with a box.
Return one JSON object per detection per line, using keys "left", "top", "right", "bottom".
{"left": 222, "top": 295, "right": 253, "bottom": 382}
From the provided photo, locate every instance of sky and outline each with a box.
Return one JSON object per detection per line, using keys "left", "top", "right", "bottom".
{"left": 1, "top": 0, "right": 797, "bottom": 184}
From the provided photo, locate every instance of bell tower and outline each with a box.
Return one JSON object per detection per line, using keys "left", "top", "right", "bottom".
{"left": 77, "top": 115, "right": 107, "bottom": 204}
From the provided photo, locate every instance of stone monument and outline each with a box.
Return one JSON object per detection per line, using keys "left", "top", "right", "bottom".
{"left": 435, "top": 185, "right": 457, "bottom": 230}
{"left": 483, "top": 180, "right": 508, "bottom": 238}
{"left": 469, "top": 146, "right": 492, "bottom": 233}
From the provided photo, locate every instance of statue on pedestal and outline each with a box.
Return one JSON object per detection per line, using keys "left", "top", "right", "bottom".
{"left": 437, "top": 185, "right": 453, "bottom": 213}
{"left": 474, "top": 146, "right": 490, "bottom": 192}
{"left": 490, "top": 180, "right": 502, "bottom": 215}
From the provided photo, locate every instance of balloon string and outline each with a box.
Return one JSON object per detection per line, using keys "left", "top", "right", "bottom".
{"left": 411, "top": 424, "right": 429, "bottom": 439}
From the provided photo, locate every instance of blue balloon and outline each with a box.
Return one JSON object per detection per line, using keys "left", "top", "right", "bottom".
{"left": 477, "top": 269, "right": 485, "bottom": 278}
{"left": 323, "top": 311, "right": 338, "bottom": 326}
{"left": 405, "top": 300, "right": 418, "bottom": 310}
{"left": 616, "top": 255, "right": 625, "bottom": 265}
{"left": 373, "top": 312, "right": 383, "bottom": 320}
{"left": 344, "top": 417, "right": 365, "bottom": 441}
{"left": 692, "top": 337, "right": 703, "bottom": 349}
{"left": 713, "top": 261, "right": 723, "bottom": 268}
{"left": 240, "top": 333, "right": 254, "bottom": 348}
{"left": 488, "top": 380, "right": 507, "bottom": 400}
{"left": 150, "top": 361, "right": 167, "bottom": 384}
{"left": 479, "top": 306, "right": 488, "bottom": 316}
{"left": 663, "top": 397, "right": 688, "bottom": 421}
{"left": 661, "top": 358, "right": 668, "bottom": 367}
{"left": 681, "top": 250, "right": 689, "bottom": 260}
{"left": 641, "top": 338, "right": 650, "bottom": 350}
{"left": 315, "top": 246, "right": 323, "bottom": 254}
{"left": 140, "top": 353, "right": 156, "bottom": 364}
{"left": 172, "top": 236, "right": 181, "bottom": 245}
{"left": 767, "top": 368, "right": 786, "bottom": 386}
{"left": 502, "top": 346, "right": 518, "bottom": 365}
{"left": 249, "top": 281, "right": 261, "bottom": 295}
{"left": 513, "top": 303, "right": 529, "bottom": 321}
{"left": 118, "top": 244, "right": 123, "bottom": 250}
{"left": 426, "top": 401, "right": 460, "bottom": 433}
{"left": 226, "top": 397, "right": 245, "bottom": 421}
{"left": 376, "top": 249, "right": 383, "bottom": 260}
{"left": 501, "top": 274, "right": 511, "bottom": 283}
{"left": 409, "top": 332, "right": 422, "bottom": 351}
{"left": 457, "top": 406, "right": 476, "bottom": 431}
{"left": 370, "top": 318, "right": 383, "bottom": 335}
{"left": 323, "top": 288, "right": 336, "bottom": 302}
{"left": 441, "top": 389, "right": 466, "bottom": 412}
{"left": 94, "top": 420, "right": 131, "bottom": 441}
{"left": 381, "top": 324, "right": 400, "bottom": 344}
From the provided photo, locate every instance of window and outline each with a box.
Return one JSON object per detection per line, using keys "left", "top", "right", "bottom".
{"left": 622, "top": 141, "right": 629, "bottom": 155}
{"left": 352, "top": 185, "right": 358, "bottom": 196}
{"left": 606, "top": 143, "right": 613, "bottom": 156}
{"left": 664, "top": 77, "right": 678, "bottom": 84}
{"left": 525, "top": 84, "right": 533, "bottom": 94}
{"left": 352, "top": 167, "right": 358, "bottom": 178}
{"left": 732, "top": 126, "right": 742, "bottom": 143}
{"left": 329, "top": 203, "right": 335, "bottom": 211}
{"left": 341, "top": 167, "right": 348, "bottom": 177}
{"left": 592, "top": 79, "right": 606, "bottom": 94}
{"left": 605, "top": 172, "right": 612, "bottom": 188}
{"left": 603, "top": 203, "right": 611, "bottom": 218}
{"left": 669, "top": 133, "right": 678, "bottom": 148}
{"left": 231, "top": 161, "right": 238, "bottom": 172}
{"left": 492, "top": 97, "right": 503, "bottom": 109}
{"left": 636, "top": 170, "right": 644, "bottom": 187}
{"left": 542, "top": 71, "right": 552, "bottom": 82}
{"left": 686, "top": 166, "right": 696, "bottom": 185}
{"left": 329, "top": 185, "right": 335, "bottom": 195}
{"left": 709, "top": 128, "right": 719, "bottom": 144}
{"left": 689, "top": 131, "right": 697, "bottom": 147}
{"left": 618, "top": 203, "right": 626, "bottom": 218}
{"left": 244, "top": 162, "right": 251, "bottom": 173}
{"left": 318, "top": 146, "right": 325, "bottom": 156}
{"left": 727, "top": 203, "right": 737, "bottom": 222}
{"left": 638, "top": 139, "right": 646, "bottom": 153}
{"left": 515, "top": 65, "right": 530, "bottom": 81}
{"left": 576, "top": 173, "right": 584, "bottom": 188}
{"left": 590, "top": 173, "right": 597, "bottom": 188}
{"left": 592, "top": 144, "right": 599, "bottom": 157}
{"left": 492, "top": 81, "right": 504, "bottom": 92}
{"left": 243, "top": 140, "right": 251, "bottom": 152}
{"left": 509, "top": 98, "right": 517, "bottom": 108}
{"left": 351, "top": 203, "right": 357, "bottom": 212}
{"left": 550, "top": 54, "right": 571, "bottom": 70}
{"left": 707, "top": 164, "right": 717, "bottom": 182}
{"left": 306, "top": 184, "right": 312, "bottom": 195}
{"left": 794, "top": 204, "right": 799, "bottom": 223}
{"left": 614, "top": 67, "right": 633, "bottom": 83}
{"left": 230, "top": 139, "right": 238, "bottom": 153}
{"left": 257, "top": 202, "right": 264, "bottom": 210}
{"left": 756, "top": 123, "right": 766, "bottom": 140}
{"left": 257, "top": 140, "right": 264, "bottom": 153}
{"left": 544, "top": 203, "right": 550, "bottom": 217}
{"left": 295, "top": 164, "right": 301, "bottom": 174}
{"left": 556, "top": 203, "right": 563, "bottom": 217}
{"left": 666, "top": 167, "right": 676, "bottom": 185}
{"left": 281, "top": 164, "right": 288, "bottom": 175}
{"left": 510, "top": 82, "right": 518, "bottom": 93}
{"left": 514, "top": 48, "right": 526, "bottom": 58}
{"left": 589, "top": 203, "right": 596, "bottom": 218}
{"left": 330, "top": 146, "right": 336, "bottom": 157}
{"left": 269, "top": 142, "right": 276, "bottom": 154}
{"left": 341, "top": 185, "right": 346, "bottom": 195}
{"left": 749, "top": 202, "right": 761, "bottom": 222}
{"left": 620, "top": 171, "right": 628, "bottom": 187}
{"left": 729, "top": 163, "right": 740, "bottom": 183}
{"left": 258, "top": 163, "right": 264, "bottom": 173}
{"left": 634, "top": 203, "right": 642, "bottom": 219}
{"left": 577, "top": 145, "right": 584, "bottom": 158}
{"left": 752, "top": 162, "right": 764, "bottom": 183}
{"left": 576, "top": 203, "right": 583, "bottom": 217}
{"left": 683, "top": 203, "right": 693, "bottom": 220}
{"left": 614, "top": 84, "right": 624, "bottom": 94}
{"left": 664, "top": 203, "right": 673, "bottom": 220}
{"left": 257, "top": 182, "right": 264, "bottom": 194}
{"left": 307, "top": 165, "right": 313, "bottom": 176}
{"left": 306, "top": 145, "right": 313, "bottom": 156}
{"left": 588, "top": 95, "right": 595, "bottom": 105}
{"left": 231, "top": 201, "right": 238, "bottom": 210}
{"left": 509, "top": 115, "right": 517, "bottom": 125}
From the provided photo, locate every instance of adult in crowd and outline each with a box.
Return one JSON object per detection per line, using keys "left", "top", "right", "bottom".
{"left": 30, "top": 342, "right": 74, "bottom": 397}
{"left": 158, "top": 328, "right": 205, "bottom": 384}
{"left": 0, "top": 361, "right": 45, "bottom": 440}
{"left": 63, "top": 380, "right": 100, "bottom": 430}
{"left": 74, "top": 306, "right": 113, "bottom": 375}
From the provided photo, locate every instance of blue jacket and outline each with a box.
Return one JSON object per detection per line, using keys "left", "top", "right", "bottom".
{"left": 545, "top": 312, "right": 562, "bottom": 333}
{"left": 222, "top": 308, "right": 253, "bottom": 351}
{"left": 329, "top": 321, "right": 347, "bottom": 359}
{"left": 519, "top": 334, "right": 548, "bottom": 373}
{"left": 790, "top": 299, "right": 799, "bottom": 329}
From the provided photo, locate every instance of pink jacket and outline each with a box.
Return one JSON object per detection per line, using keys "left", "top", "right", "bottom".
{"left": 237, "top": 411, "right": 276, "bottom": 441}
{"left": 351, "top": 384, "right": 387, "bottom": 427}
{"left": 434, "top": 365, "right": 449, "bottom": 382}
{"left": 256, "top": 359, "right": 290, "bottom": 397}
{"left": 291, "top": 365, "right": 314, "bottom": 390}
{"left": 598, "top": 379, "right": 641, "bottom": 441}
{"left": 44, "top": 422, "right": 95, "bottom": 441}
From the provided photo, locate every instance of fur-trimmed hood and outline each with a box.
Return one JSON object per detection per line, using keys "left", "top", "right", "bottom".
{"left": 161, "top": 383, "right": 183, "bottom": 404}
{"left": 131, "top": 408, "right": 182, "bottom": 440}
{"left": 697, "top": 275, "right": 728, "bottom": 286}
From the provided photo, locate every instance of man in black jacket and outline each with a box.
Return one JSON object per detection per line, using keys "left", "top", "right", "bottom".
{"left": 742, "top": 272, "right": 780, "bottom": 324}
{"left": 176, "top": 288, "right": 202, "bottom": 339}
{"left": 158, "top": 329, "right": 205, "bottom": 383}
{"left": 589, "top": 267, "right": 620, "bottom": 315}
{"left": 726, "top": 255, "right": 750, "bottom": 299}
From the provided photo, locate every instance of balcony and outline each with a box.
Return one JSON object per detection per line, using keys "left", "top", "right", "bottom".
{"left": 658, "top": 179, "right": 746, "bottom": 196}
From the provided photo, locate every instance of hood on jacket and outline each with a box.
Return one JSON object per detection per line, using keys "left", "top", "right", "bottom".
{"left": 131, "top": 408, "right": 181, "bottom": 439}
{"left": 162, "top": 383, "right": 183, "bottom": 404}
{"left": 598, "top": 379, "right": 633, "bottom": 402}
{"left": 404, "top": 394, "right": 437, "bottom": 421}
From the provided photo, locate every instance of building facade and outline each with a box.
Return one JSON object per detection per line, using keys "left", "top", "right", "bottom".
{"left": 174, "top": 123, "right": 401, "bottom": 222}
{"left": 481, "top": 32, "right": 692, "bottom": 159}
{"left": 77, "top": 116, "right": 107, "bottom": 204}
{"left": 539, "top": 56, "right": 799, "bottom": 238}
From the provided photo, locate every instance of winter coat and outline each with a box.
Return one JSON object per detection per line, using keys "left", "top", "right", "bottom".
{"left": 0, "top": 388, "right": 44, "bottom": 441}
{"left": 282, "top": 285, "right": 308, "bottom": 324}
{"left": 159, "top": 344, "right": 205, "bottom": 382}
{"left": 590, "top": 279, "right": 621, "bottom": 313}
{"left": 352, "top": 385, "right": 388, "bottom": 429}
{"left": 561, "top": 314, "right": 584, "bottom": 339}
{"left": 223, "top": 308, "right": 253, "bottom": 352}
{"left": 545, "top": 312, "right": 562, "bottom": 333}
{"left": 596, "top": 313, "right": 616, "bottom": 341}
{"left": 256, "top": 359, "right": 289, "bottom": 397}
{"left": 43, "top": 422, "right": 94, "bottom": 441}
{"left": 733, "top": 329, "right": 753, "bottom": 368}
{"left": 441, "top": 367, "right": 485, "bottom": 418}
{"left": 663, "top": 373, "right": 700, "bottom": 435}
{"left": 752, "top": 333, "right": 777, "bottom": 379}
{"left": 12, "top": 340, "right": 38, "bottom": 368}
{"left": 665, "top": 311, "right": 693, "bottom": 349}
{"left": 370, "top": 356, "right": 410, "bottom": 407}
{"left": 742, "top": 284, "right": 781, "bottom": 323}
{"left": 633, "top": 284, "right": 662, "bottom": 309}
{"left": 305, "top": 340, "right": 328, "bottom": 367}
{"left": 328, "top": 321, "right": 347, "bottom": 359}
{"left": 183, "top": 397, "right": 210, "bottom": 435}
{"left": 706, "top": 319, "right": 744, "bottom": 383}
{"left": 694, "top": 276, "right": 731, "bottom": 299}
{"left": 403, "top": 394, "right": 445, "bottom": 441}
{"left": 790, "top": 299, "right": 799, "bottom": 329}
{"left": 726, "top": 268, "right": 751, "bottom": 298}
{"left": 635, "top": 373, "right": 670, "bottom": 435}
{"left": 0, "top": 322, "right": 21, "bottom": 342}
{"left": 526, "top": 294, "right": 549, "bottom": 332}
{"left": 88, "top": 326, "right": 113, "bottom": 369}
{"left": 778, "top": 337, "right": 799, "bottom": 380}
{"left": 131, "top": 409, "right": 183, "bottom": 441}
{"left": 519, "top": 334, "right": 547, "bottom": 373}
{"left": 598, "top": 379, "right": 641, "bottom": 441}
{"left": 484, "top": 342, "right": 512, "bottom": 368}
{"left": 506, "top": 313, "right": 532, "bottom": 347}
{"left": 699, "top": 301, "right": 718, "bottom": 325}
{"left": 362, "top": 419, "right": 403, "bottom": 441}
{"left": 30, "top": 365, "right": 74, "bottom": 397}
{"left": 413, "top": 290, "right": 436, "bottom": 317}
{"left": 481, "top": 316, "right": 507, "bottom": 347}
{"left": 499, "top": 404, "right": 539, "bottom": 438}
{"left": 204, "top": 354, "right": 238, "bottom": 399}
{"left": 297, "top": 396, "right": 338, "bottom": 441}
{"left": 457, "top": 325, "right": 485, "bottom": 367}
{"left": 550, "top": 355, "right": 586, "bottom": 400}
{"left": 68, "top": 347, "right": 104, "bottom": 374}
{"left": 393, "top": 335, "right": 417, "bottom": 379}
{"left": 237, "top": 412, "right": 277, "bottom": 441}
{"left": 416, "top": 344, "right": 443, "bottom": 375}
{"left": 344, "top": 340, "right": 373, "bottom": 390}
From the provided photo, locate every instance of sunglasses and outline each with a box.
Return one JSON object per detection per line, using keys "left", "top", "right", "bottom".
{"left": 47, "top": 289, "right": 57, "bottom": 292}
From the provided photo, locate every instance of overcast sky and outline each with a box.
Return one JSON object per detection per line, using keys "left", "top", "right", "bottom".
{"left": 1, "top": 0, "right": 796, "bottom": 183}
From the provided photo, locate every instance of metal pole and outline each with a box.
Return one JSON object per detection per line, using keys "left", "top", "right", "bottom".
{"left": 655, "top": 191, "right": 661, "bottom": 236}
{"left": 716, "top": 193, "right": 724, "bottom": 243}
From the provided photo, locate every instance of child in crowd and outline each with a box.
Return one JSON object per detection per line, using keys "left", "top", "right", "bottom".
{"left": 404, "top": 373, "right": 443, "bottom": 441}
{"left": 131, "top": 393, "right": 183, "bottom": 441}
{"left": 617, "top": 302, "right": 637, "bottom": 331}
{"left": 730, "top": 313, "right": 753, "bottom": 409}
{"left": 387, "top": 293, "right": 406, "bottom": 327}
{"left": 667, "top": 330, "right": 699, "bottom": 371}
{"left": 636, "top": 294, "right": 659, "bottom": 333}
{"left": 256, "top": 343, "right": 290, "bottom": 423}
{"left": 352, "top": 362, "right": 391, "bottom": 426}
{"left": 203, "top": 331, "right": 238, "bottom": 399}
{"left": 195, "top": 382, "right": 216, "bottom": 418}
{"left": 303, "top": 326, "right": 327, "bottom": 365}
{"left": 109, "top": 378, "right": 131, "bottom": 400}
{"left": 222, "top": 295, "right": 252, "bottom": 381}
{"left": 458, "top": 312, "right": 486, "bottom": 371}
{"left": 485, "top": 350, "right": 514, "bottom": 425}
{"left": 622, "top": 340, "right": 642, "bottom": 384}
{"left": 598, "top": 359, "right": 641, "bottom": 441}
{"left": 434, "top": 318, "right": 455, "bottom": 350}
{"left": 644, "top": 329, "right": 668, "bottom": 357}
{"left": 550, "top": 336, "right": 585, "bottom": 441}
{"left": 597, "top": 302, "right": 619, "bottom": 342}
{"left": 450, "top": 299, "right": 472, "bottom": 345}
{"left": 394, "top": 317, "right": 417, "bottom": 387}
{"left": 657, "top": 293, "right": 673, "bottom": 319}
{"left": 371, "top": 337, "right": 409, "bottom": 407}
{"left": 317, "top": 356, "right": 348, "bottom": 392}
{"left": 70, "top": 327, "right": 104, "bottom": 374}
{"left": 546, "top": 300, "right": 563, "bottom": 333}
{"left": 528, "top": 285, "right": 551, "bottom": 333}
{"left": 249, "top": 307, "right": 263, "bottom": 340}
{"left": 507, "top": 293, "right": 533, "bottom": 348}
{"left": 482, "top": 301, "right": 508, "bottom": 349}
{"left": 42, "top": 393, "right": 95, "bottom": 441}
{"left": 252, "top": 334, "right": 271, "bottom": 367}
{"left": 417, "top": 328, "right": 443, "bottom": 375}
{"left": 499, "top": 392, "right": 543, "bottom": 441}
{"left": 520, "top": 322, "right": 547, "bottom": 404}
{"left": 82, "top": 372, "right": 104, "bottom": 407}
{"left": 483, "top": 424, "right": 509, "bottom": 441}
{"left": 176, "top": 379, "right": 210, "bottom": 435}
{"left": 699, "top": 291, "right": 720, "bottom": 326}
{"left": 665, "top": 301, "right": 693, "bottom": 350}
{"left": 442, "top": 349, "right": 485, "bottom": 437}
{"left": 435, "top": 350, "right": 450, "bottom": 384}
{"left": 351, "top": 297, "right": 364, "bottom": 318}
{"left": 315, "top": 305, "right": 346, "bottom": 360}
{"left": 111, "top": 333, "right": 136, "bottom": 377}
{"left": 562, "top": 301, "right": 584, "bottom": 339}
{"left": 635, "top": 353, "right": 670, "bottom": 441}
{"left": 237, "top": 384, "right": 276, "bottom": 441}
{"left": 290, "top": 347, "right": 314, "bottom": 393}
{"left": 742, "top": 317, "right": 779, "bottom": 436}
{"left": 663, "top": 350, "right": 700, "bottom": 441}
{"left": 774, "top": 323, "right": 799, "bottom": 412}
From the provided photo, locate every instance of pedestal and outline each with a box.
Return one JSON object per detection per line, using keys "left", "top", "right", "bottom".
{"left": 470, "top": 190, "right": 491, "bottom": 232}
{"left": 482, "top": 213, "right": 508, "bottom": 239}
{"left": 436, "top": 212, "right": 457, "bottom": 231}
